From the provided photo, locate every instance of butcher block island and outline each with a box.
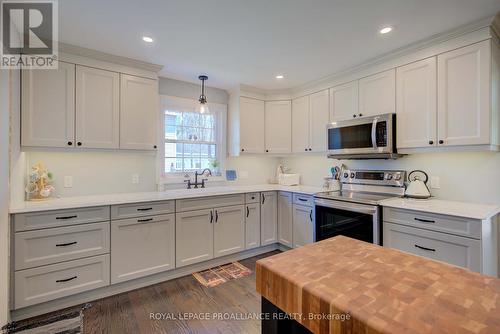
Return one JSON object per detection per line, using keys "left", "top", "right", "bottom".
{"left": 256, "top": 236, "right": 500, "bottom": 334}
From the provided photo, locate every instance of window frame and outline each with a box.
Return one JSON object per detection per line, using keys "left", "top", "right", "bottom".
{"left": 158, "top": 95, "right": 227, "bottom": 183}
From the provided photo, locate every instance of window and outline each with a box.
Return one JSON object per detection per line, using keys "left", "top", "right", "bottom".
{"left": 160, "top": 96, "right": 226, "bottom": 177}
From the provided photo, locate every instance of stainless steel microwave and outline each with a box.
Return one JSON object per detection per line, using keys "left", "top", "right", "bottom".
{"left": 327, "top": 113, "right": 401, "bottom": 159}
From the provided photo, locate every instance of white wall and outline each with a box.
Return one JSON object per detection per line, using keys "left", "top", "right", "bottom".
{"left": 281, "top": 151, "right": 500, "bottom": 205}
{"left": 159, "top": 77, "right": 229, "bottom": 104}
{"left": 0, "top": 70, "right": 11, "bottom": 326}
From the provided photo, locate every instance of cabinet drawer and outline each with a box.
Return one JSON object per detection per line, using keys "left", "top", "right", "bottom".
{"left": 383, "top": 223, "right": 481, "bottom": 272}
{"left": 14, "top": 207, "right": 110, "bottom": 232}
{"left": 15, "top": 222, "right": 110, "bottom": 270}
{"left": 14, "top": 254, "right": 110, "bottom": 309}
{"left": 245, "top": 193, "right": 260, "bottom": 203}
{"left": 111, "top": 200, "right": 174, "bottom": 220}
{"left": 383, "top": 207, "right": 482, "bottom": 239}
{"left": 176, "top": 194, "right": 245, "bottom": 212}
{"left": 293, "top": 194, "right": 313, "bottom": 207}
{"left": 111, "top": 214, "right": 175, "bottom": 284}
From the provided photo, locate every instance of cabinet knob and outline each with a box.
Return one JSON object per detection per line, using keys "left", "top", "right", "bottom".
{"left": 67, "top": 141, "right": 73, "bottom": 146}
{"left": 428, "top": 140, "right": 434, "bottom": 145}
{"left": 438, "top": 140, "right": 444, "bottom": 144}
{"left": 77, "top": 142, "right": 82, "bottom": 146}
{"left": 359, "top": 113, "right": 363, "bottom": 117}
{"left": 353, "top": 114, "right": 357, "bottom": 118}
{"left": 304, "top": 148, "right": 308, "bottom": 151}
{"left": 241, "top": 148, "right": 245, "bottom": 152}
{"left": 266, "top": 149, "right": 269, "bottom": 153}
{"left": 153, "top": 145, "right": 157, "bottom": 149}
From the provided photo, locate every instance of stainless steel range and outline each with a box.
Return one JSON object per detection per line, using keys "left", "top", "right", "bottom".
{"left": 314, "top": 169, "right": 406, "bottom": 245}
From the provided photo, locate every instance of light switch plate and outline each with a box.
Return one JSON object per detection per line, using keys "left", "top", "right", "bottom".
{"left": 64, "top": 176, "right": 73, "bottom": 188}
{"left": 239, "top": 171, "right": 249, "bottom": 179}
{"left": 132, "top": 174, "right": 140, "bottom": 184}
{"left": 430, "top": 176, "right": 440, "bottom": 189}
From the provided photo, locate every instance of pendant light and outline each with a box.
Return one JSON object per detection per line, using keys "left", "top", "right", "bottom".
{"left": 197, "top": 75, "right": 209, "bottom": 114}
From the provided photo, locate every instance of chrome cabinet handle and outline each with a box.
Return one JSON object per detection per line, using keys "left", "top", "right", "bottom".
{"left": 415, "top": 244, "right": 436, "bottom": 252}
{"left": 56, "top": 215, "right": 77, "bottom": 220}
{"left": 414, "top": 217, "right": 435, "bottom": 223}
{"left": 56, "top": 276, "right": 77, "bottom": 283}
{"left": 56, "top": 241, "right": 77, "bottom": 247}
{"left": 371, "top": 117, "right": 378, "bottom": 149}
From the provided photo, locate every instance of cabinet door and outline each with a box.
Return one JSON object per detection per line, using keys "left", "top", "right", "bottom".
{"left": 214, "top": 205, "right": 245, "bottom": 257}
{"left": 437, "top": 41, "right": 490, "bottom": 146}
{"left": 293, "top": 204, "right": 314, "bottom": 248}
{"left": 120, "top": 74, "right": 158, "bottom": 150}
{"left": 240, "top": 97, "right": 265, "bottom": 153}
{"left": 176, "top": 209, "right": 214, "bottom": 267}
{"left": 359, "top": 69, "right": 396, "bottom": 117}
{"left": 309, "top": 89, "right": 330, "bottom": 152}
{"left": 291, "top": 96, "right": 310, "bottom": 153}
{"left": 76, "top": 65, "right": 120, "bottom": 149}
{"left": 265, "top": 100, "right": 292, "bottom": 153}
{"left": 396, "top": 57, "right": 437, "bottom": 149}
{"left": 330, "top": 81, "right": 358, "bottom": 121}
{"left": 245, "top": 203, "right": 261, "bottom": 250}
{"left": 278, "top": 192, "right": 293, "bottom": 247}
{"left": 21, "top": 61, "right": 75, "bottom": 147}
{"left": 111, "top": 214, "right": 175, "bottom": 284}
{"left": 261, "top": 191, "right": 278, "bottom": 246}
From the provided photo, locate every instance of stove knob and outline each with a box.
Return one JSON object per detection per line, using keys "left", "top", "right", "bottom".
{"left": 343, "top": 172, "right": 349, "bottom": 178}
{"left": 386, "top": 174, "right": 393, "bottom": 180}
{"left": 350, "top": 172, "right": 355, "bottom": 178}
{"left": 394, "top": 174, "right": 401, "bottom": 180}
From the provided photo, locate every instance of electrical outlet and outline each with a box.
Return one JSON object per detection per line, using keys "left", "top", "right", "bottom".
{"left": 132, "top": 174, "right": 140, "bottom": 184}
{"left": 430, "top": 176, "right": 440, "bottom": 189}
{"left": 64, "top": 176, "right": 73, "bottom": 188}
{"left": 239, "top": 171, "right": 249, "bottom": 179}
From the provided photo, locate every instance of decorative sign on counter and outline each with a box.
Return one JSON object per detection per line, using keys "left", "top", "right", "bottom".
{"left": 25, "top": 162, "right": 55, "bottom": 201}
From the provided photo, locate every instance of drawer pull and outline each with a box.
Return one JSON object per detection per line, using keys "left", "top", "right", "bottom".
{"left": 415, "top": 244, "right": 436, "bottom": 252}
{"left": 298, "top": 198, "right": 308, "bottom": 202}
{"left": 137, "top": 208, "right": 153, "bottom": 212}
{"left": 56, "top": 215, "right": 78, "bottom": 220}
{"left": 56, "top": 276, "right": 77, "bottom": 283}
{"left": 414, "top": 217, "right": 435, "bottom": 223}
{"left": 56, "top": 241, "right": 77, "bottom": 247}
{"left": 138, "top": 218, "right": 153, "bottom": 222}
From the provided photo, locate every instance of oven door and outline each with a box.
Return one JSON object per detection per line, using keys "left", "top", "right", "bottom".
{"left": 327, "top": 114, "right": 393, "bottom": 155}
{"left": 314, "top": 198, "right": 380, "bottom": 245}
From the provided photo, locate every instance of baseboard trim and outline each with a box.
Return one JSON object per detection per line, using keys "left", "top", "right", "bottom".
{"left": 11, "top": 244, "right": 280, "bottom": 321}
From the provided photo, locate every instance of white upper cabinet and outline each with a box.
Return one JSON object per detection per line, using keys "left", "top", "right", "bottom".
{"left": 329, "top": 81, "right": 358, "bottom": 121}
{"left": 292, "top": 95, "right": 310, "bottom": 153}
{"left": 265, "top": 100, "right": 292, "bottom": 153}
{"left": 240, "top": 97, "right": 265, "bottom": 153}
{"left": 396, "top": 57, "right": 437, "bottom": 149}
{"left": 309, "top": 89, "right": 330, "bottom": 152}
{"left": 22, "top": 62, "right": 75, "bottom": 148}
{"left": 359, "top": 69, "right": 396, "bottom": 117}
{"left": 76, "top": 65, "right": 120, "bottom": 149}
{"left": 437, "top": 41, "right": 491, "bottom": 147}
{"left": 120, "top": 74, "right": 158, "bottom": 150}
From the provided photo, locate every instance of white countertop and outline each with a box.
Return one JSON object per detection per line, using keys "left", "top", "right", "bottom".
{"left": 380, "top": 197, "right": 500, "bottom": 220}
{"left": 9, "top": 184, "right": 325, "bottom": 214}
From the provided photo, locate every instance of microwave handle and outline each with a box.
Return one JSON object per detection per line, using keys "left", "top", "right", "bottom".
{"left": 371, "top": 118, "right": 378, "bottom": 149}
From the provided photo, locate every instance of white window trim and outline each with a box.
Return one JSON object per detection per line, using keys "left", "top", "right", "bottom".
{"left": 158, "top": 95, "right": 227, "bottom": 184}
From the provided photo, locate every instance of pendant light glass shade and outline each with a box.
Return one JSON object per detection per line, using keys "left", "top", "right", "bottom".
{"left": 198, "top": 75, "right": 209, "bottom": 114}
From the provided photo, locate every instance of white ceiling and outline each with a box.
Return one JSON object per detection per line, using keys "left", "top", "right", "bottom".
{"left": 58, "top": 0, "right": 500, "bottom": 90}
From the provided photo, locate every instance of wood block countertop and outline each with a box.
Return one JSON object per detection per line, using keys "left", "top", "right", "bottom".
{"left": 256, "top": 236, "right": 500, "bottom": 334}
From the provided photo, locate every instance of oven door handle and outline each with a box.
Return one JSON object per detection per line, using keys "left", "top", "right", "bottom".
{"left": 371, "top": 117, "right": 378, "bottom": 150}
{"left": 314, "top": 198, "right": 377, "bottom": 215}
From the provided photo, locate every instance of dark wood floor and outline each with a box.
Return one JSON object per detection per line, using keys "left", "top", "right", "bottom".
{"left": 16, "top": 251, "right": 280, "bottom": 334}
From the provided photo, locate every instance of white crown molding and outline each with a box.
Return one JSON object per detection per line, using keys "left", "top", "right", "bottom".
{"left": 59, "top": 42, "right": 163, "bottom": 73}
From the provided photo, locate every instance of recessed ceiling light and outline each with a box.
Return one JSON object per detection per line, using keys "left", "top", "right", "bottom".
{"left": 275, "top": 75, "right": 284, "bottom": 79}
{"left": 379, "top": 26, "right": 393, "bottom": 34}
{"left": 142, "top": 36, "right": 154, "bottom": 43}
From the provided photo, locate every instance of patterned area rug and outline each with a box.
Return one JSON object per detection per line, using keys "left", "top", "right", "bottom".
{"left": 2, "top": 304, "right": 90, "bottom": 334}
{"left": 193, "top": 262, "right": 252, "bottom": 287}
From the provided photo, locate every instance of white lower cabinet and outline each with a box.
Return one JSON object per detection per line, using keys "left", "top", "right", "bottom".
{"left": 293, "top": 205, "right": 314, "bottom": 248}
{"left": 111, "top": 214, "right": 175, "bottom": 284}
{"left": 384, "top": 222, "right": 481, "bottom": 272}
{"left": 261, "top": 192, "right": 278, "bottom": 246}
{"left": 278, "top": 192, "right": 293, "bottom": 247}
{"left": 176, "top": 209, "right": 214, "bottom": 268}
{"left": 214, "top": 205, "right": 245, "bottom": 257}
{"left": 245, "top": 203, "right": 261, "bottom": 250}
